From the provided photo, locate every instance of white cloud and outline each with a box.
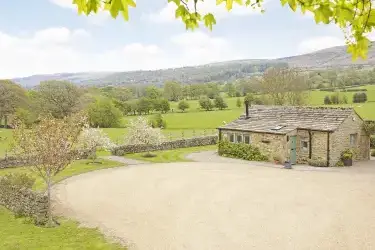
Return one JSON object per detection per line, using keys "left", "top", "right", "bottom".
{"left": 170, "top": 31, "right": 241, "bottom": 66}
{"left": 146, "top": 1, "right": 263, "bottom": 23}
{"left": 0, "top": 28, "right": 240, "bottom": 78}
{"left": 49, "top": 0, "right": 110, "bottom": 25}
{"left": 298, "top": 36, "right": 345, "bottom": 54}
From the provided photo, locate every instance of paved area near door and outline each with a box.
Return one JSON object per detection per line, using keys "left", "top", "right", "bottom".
{"left": 53, "top": 159, "right": 375, "bottom": 250}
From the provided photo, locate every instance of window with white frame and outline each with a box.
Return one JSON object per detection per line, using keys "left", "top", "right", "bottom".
{"left": 236, "top": 134, "right": 243, "bottom": 143}
{"left": 244, "top": 135, "right": 250, "bottom": 144}
{"left": 229, "top": 133, "right": 235, "bottom": 143}
{"left": 350, "top": 133, "right": 357, "bottom": 146}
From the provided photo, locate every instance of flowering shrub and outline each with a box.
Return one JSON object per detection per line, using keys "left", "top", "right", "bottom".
{"left": 77, "top": 127, "right": 115, "bottom": 162}
{"left": 126, "top": 117, "right": 164, "bottom": 146}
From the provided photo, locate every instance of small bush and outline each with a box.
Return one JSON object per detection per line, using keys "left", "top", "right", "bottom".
{"left": 150, "top": 113, "right": 167, "bottom": 129}
{"left": 336, "top": 160, "right": 345, "bottom": 167}
{"left": 353, "top": 92, "right": 368, "bottom": 103}
{"left": 307, "top": 158, "right": 327, "bottom": 167}
{"left": 218, "top": 140, "right": 268, "bottom": 162}
{"left": 324, "top": 95, "right": 331, "bottom": 105}
{"left": 371, "top": 149, "right": 375, "bottom": 157}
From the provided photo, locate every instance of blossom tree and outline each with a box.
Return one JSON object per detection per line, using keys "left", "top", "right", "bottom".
{"left": 126, "top": 117, "right": 164, "bottom": 156}
{"left": 77, "top": 127, "right": 115, "bottom": 163}
{"left": 12, "top": 114, "right": 87, "bottom": 226}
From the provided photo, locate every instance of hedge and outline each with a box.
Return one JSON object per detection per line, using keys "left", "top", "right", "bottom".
{"left": 218, "top": 141, "right": 268, "bottom": 162}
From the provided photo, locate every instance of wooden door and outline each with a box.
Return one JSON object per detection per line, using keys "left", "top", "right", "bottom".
{"left": 290, "top": 136, "right": 297, "bottom": 165}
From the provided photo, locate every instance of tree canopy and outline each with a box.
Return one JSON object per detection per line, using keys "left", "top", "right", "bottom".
{"left": 72, "top": 0, "right": 375, "bottom": 59}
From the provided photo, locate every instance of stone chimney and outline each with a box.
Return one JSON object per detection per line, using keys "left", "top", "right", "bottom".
{"left": 244, "top": 100, "right": 249, "bottom": 119}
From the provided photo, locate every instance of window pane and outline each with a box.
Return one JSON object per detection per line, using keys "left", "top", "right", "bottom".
{"left": 301, "top": 141, "right": 308, "bottom": 151}
{"left": 237, "top": 135, "right": 242, "bottom": 143}
{"left": 229, "top": 134, "right": 234, "bottom": 142}
{"left": 244, "top": 136, "right": 250, "bottom": 144}
{"left": 350, "top": 134, "right": 357, "bottom": 145}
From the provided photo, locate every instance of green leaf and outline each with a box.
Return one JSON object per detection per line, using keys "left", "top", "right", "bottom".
{"left": 226, "top": 0, "right": 234, "bottom": 10}
{"left": 175, "top": 5, "right": 188, "bottom": 19}
{"left": 367, "top": 10, "right": 375, "bottom": 26}
{"left": 168, "top": 0, "right": 181, "bottom": 6}
{"left": 73, "top": 0, "right": 87, "bottom": 14}
{"left": 109, "top": 0, "right": 123, "bottom": 18}
{"left": 203, "top": 13, "right": 217, "bottom": 30}
{"left": 288, "top": 0, "right": 296, "bottom": 11}
{"left": 126, "top": 0, "right": 136, "bottom": 8}
{"left": 280, "top": 0, "right": 288, "bottom": 6}
{"left": 86, "top": 0, "right": 99, "bottom": 13}
{"left": 217, "top": 0, "right": 226, "bottom": 5}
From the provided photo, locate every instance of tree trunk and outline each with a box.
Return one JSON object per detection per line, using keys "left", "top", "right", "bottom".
{"left": 46, "top": 177, "right": 53, "bottom": 226}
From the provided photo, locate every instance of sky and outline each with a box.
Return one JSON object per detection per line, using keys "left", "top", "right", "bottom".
{"left": 0, "top": 0, "right": 355, "bottom": 78}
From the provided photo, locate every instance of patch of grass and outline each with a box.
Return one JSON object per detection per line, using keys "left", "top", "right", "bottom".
{"left": 125, "top": 145, "right": 217, "bottom": 163}
{"left": 0, "top": 129, "right": 13, "bottom": 157}
{"left": 0, "top": 159, "right": 125, "bottom": 250}
{"left": 0, "top": 206, "right": 125, "bottom": 250}
{"left": 0, "top": 159, "right": 122, "bottom": 191}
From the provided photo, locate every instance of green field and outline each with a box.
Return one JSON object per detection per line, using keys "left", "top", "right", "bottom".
{"left": 1, "top": 85, "right": 374, "bottom": 157}
{"left": 308, "top": 85, "right": 375, "bottom": 119}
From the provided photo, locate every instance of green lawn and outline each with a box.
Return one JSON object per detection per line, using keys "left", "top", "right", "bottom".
{"left": 0, "top": 159, "right": 125, "bottom": 250}
{"left": 0, "top": 207, "right": 124, "bottom": 250}
{"left": 0, "top": 159, "right": 122, "bottom": 191}
{"left": 125, "top": 145, "right": 217, "bottom": 163}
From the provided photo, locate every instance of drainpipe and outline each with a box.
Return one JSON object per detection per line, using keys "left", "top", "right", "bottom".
{"left": 308, "top": 130, "right": 312, "bottom": 159}
{"left": 327, "top": 132, "right": 330, "bottom": 167}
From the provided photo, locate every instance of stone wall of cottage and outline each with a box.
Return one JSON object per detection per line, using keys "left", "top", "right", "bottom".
{"left": 290, "top": 130, "right": 329, "bottom": 165}
{"left": 331, "top": 112, "right": 370, "bottom": 165}
{"left": 221, "top": 130, "right": 287, "bottom": 162}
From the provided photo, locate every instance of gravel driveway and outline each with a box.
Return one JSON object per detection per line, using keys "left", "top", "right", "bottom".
{"left": 53, "top": 160, "right": 375, "bottom": 250}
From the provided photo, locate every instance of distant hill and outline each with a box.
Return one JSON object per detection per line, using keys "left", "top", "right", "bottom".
{"left": 12, "top": 42, "right": 375, "bottom": 88}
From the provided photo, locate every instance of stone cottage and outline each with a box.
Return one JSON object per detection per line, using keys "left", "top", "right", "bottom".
{"left": 218, "top": 105, "right": 371, "bottom": 166}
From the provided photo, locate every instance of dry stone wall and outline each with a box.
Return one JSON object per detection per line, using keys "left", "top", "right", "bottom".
{"left": 111, "top": 136, "right": 218, "bottom": 155}
{"left": 0, "top": 150, "right": 92, "bottom": 169}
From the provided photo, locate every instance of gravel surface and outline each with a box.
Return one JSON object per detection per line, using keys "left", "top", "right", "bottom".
{"left": 53, "top": 160, "right": 375, "bottom": 250}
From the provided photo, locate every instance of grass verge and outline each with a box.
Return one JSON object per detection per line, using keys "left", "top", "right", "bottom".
{"left": 0, "top": 207, "right": 124, "bottom": 250}
{"left": 0, "top": 159, "right": 126, "bottom": 250}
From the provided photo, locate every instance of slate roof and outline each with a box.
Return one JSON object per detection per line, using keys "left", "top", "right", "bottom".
{"left": 219, "top": 106, "right": 355, "bottom": 134}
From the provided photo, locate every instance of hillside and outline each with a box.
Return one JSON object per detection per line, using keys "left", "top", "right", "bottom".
{"left": 13, "top": 42, "right": 375, "bottom": 88}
